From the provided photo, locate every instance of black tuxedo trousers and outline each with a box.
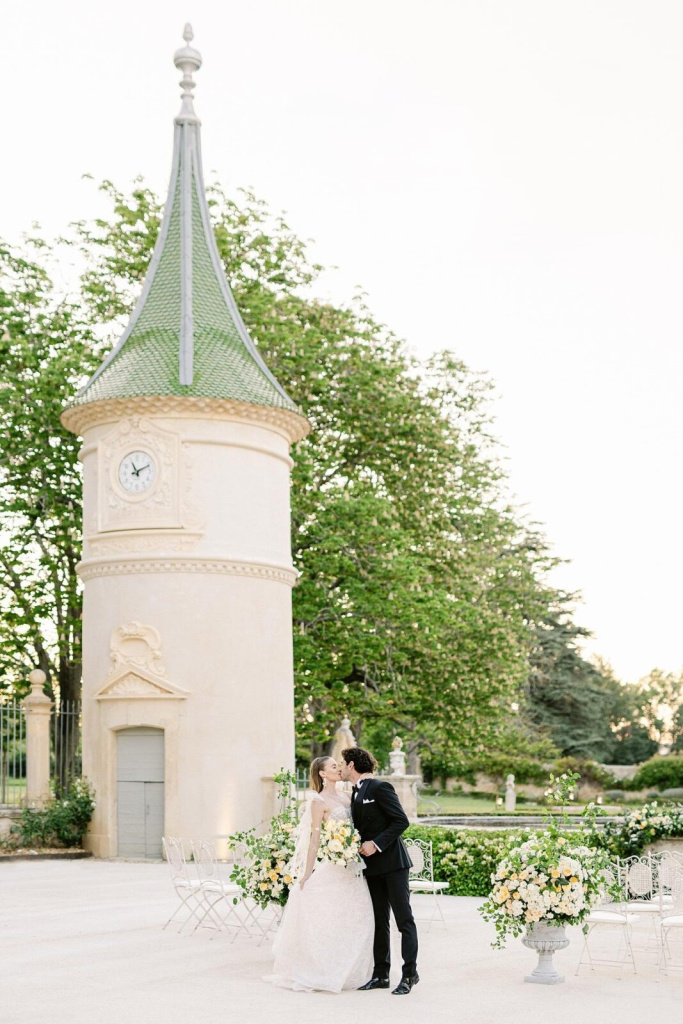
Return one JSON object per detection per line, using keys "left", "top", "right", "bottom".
{"left": 367, "top": 869, "right": 418, "bottom": 978}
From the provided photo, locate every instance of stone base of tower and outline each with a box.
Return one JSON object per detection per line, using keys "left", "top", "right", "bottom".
{"left": 81, "top": 571, "right": 295, "bottom": 859}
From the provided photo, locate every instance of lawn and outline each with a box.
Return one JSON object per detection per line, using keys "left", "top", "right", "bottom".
{"left": 417, "top": 791, "right": 622, "bottom": 816}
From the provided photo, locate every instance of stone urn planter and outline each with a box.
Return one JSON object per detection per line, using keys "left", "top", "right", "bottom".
{"left": 521, "top": 920, "right": 570, "bottom": 984}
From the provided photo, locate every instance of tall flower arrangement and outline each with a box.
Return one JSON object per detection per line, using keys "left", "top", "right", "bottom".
{"left": 227, "top": 769, "right": 299, "bottom": 909}
{"left": 479, "top": 772, "right": 619, "bottom": 947}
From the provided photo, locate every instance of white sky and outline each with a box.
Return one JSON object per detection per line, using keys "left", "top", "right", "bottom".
{"left": 4, "top": 1, "right": 683, "bottom": 683}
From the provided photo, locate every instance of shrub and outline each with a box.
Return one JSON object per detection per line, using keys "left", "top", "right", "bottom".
{"left": 410, "top": 801, "right": 683, "bottom": 894}
{"left": 4, "top": 778, "right": 95, "bottom": 850}
{"left": 554, "top": 757, "right": 616, "bottom": 788}
{"left": 427, "top": 753, "right": 549, "bottom": 786}
{"left": 405, "top": 825, "right": 531, "bottom": 896}
{"left": 630, "top": 756, "right": 683, "bottom": 792}
{"left": 603, "top": 790, "right": 625, "bottom": 803}
{"left": 661, "top": 788, "right": 683, "bottom": 800}
{"left": 596, "top": 802, "right": 683, "bottom": 858}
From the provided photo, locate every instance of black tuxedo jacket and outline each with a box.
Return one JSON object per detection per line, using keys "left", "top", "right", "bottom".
{"left": 351, "top": 778, "right": 413, "bottom": 878}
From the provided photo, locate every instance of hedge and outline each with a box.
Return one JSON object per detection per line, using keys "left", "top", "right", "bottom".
{"left": 408, "top": 801, "right": 683, "bottom": 895}
{"left": 425, "top": 754, "right": 615, "bottom": 789}
{"left": 406, "top": 825, "right": 530, "bottom": 896}
{"left": 1, "top": 778, "right": 95, "bottom": 851}
{"left": 628, "top": 755, "right": 683, "bottom": 792}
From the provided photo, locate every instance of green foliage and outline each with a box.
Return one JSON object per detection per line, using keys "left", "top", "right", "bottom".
{"left": 0, "top": 241, "right": 102, "bottom": 698}
{"left": 553, "top": 757, "right": 615, "bottom": 788}
{"left": 589, "top": 801, "right": 683, "bottom": 859}
{"left": 524, "top": 613, "right": 628, "bottom": 762}
{"left": 411, "top": 800, "right": 683, "bottom": 897}
{"left": 226, "top": 769, "right": 299, "bottom": 908}
{"left": 1, "top": 178, "right": 566, "bottom": 760}
{"left": 3, "top": 777, "right": 95, "bottom": 849}
{"left": 406, "top": 825, "right": 530, "bottom": 896}
{"left": 424, "top": 752, "right": 613, "bottom": 790}
{"left": 629, "top": 755, "right": 683, "bottom": 792}
{"left": 426, "top": 751, "right": 550, "bottom": 786}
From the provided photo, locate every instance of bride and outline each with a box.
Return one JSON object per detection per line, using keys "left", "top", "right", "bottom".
{"left": 266, "top": 756, "right": 374, "bottom": 992}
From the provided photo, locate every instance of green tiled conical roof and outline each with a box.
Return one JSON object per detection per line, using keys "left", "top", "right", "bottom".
{"left": 69, "top": 27, "right": 299, "bottom": 416}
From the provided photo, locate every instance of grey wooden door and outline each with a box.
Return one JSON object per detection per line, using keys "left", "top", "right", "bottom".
{"left": 117, "top": 728, "right": 164, "bottom": 858}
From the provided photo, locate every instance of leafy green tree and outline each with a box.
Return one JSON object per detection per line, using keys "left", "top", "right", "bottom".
{"left": 1, "top": 178, "right": 562, "bottom": 766}
{"left": 0, "top": 241, "right": 101, "bottom": 700}
{"left": 523, "top": 606, "right": 627, "bottom": 762}
{"left": 636, "top": 669, "right": 683, "bottom": 752}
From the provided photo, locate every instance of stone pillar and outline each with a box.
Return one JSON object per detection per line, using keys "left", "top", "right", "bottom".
{"left": 376, "top": 774, "right": 420, "bottom": 820}
{"left": 22, "top": 670, "right": 53, "bottom": 808}
{"left": 389, "top": 736, "right": 407, "bottom": 776}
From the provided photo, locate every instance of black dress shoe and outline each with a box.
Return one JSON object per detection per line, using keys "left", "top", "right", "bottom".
{"left": 392, "top": 973, "right": 420, "bottom": 995}
{"left": 358, "top": 977, "right": 390, "bottom": 990}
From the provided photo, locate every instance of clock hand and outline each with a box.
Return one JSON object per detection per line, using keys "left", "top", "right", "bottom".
{"left": 130, "top": 462, "right": 140, "bottom": 475}
{"left": 136, "top": 464, "right": 150, "bottom": 474}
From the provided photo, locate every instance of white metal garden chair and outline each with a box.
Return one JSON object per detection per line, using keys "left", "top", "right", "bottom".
{"left": 657, "top": 860, "right": 683, "bottom": 979}
{"left": 161, "top": 836, "right": 206, "bottom": 933}
{"left": 404, "top": 837, "right": 448, "bottom": 929}
{"left": 190, "top": 839, "right": 265, "bottom": 942}
{"left": 618, "top": 854, "right": 665, "bottom": 949}
{"left": 226, "top": 838, "right": 282, "bottom": 944}
{"left": 575, "top": 862, "right": 638, "bottom": 976}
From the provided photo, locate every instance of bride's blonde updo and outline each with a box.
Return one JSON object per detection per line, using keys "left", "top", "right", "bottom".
{"left": 310, "top": 756, "right": 332, "bottom": 793}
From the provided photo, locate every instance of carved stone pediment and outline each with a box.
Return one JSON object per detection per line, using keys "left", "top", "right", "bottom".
{"left": 94, "top": 665, "right": 189, "bottom": 701}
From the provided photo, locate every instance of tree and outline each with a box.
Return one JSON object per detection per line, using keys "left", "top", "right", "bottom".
{"left": 636, "top": 669, "right": 683, "bottom": 753}
{"left": 523, "top": 605, "right": 627, "bottom": 762}
{"left": 0, "top": 240, "right": 101, "bottom": 701}
{"left": 1, "top": 179, "right": 563, "bottom": 766}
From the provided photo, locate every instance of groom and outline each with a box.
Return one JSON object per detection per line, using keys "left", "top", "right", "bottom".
{"left": 341, "top": 746, "right": 419, "bottom": 995}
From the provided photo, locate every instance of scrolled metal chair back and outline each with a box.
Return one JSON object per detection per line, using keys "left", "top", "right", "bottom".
{"left": 657, "top": 854, "right": 681, "bottom": 892}
{"left": 623, "top": 856, "right": 655, "bottom": 899}
{"left": 191, "top": 839, "right": 219, "bottom": 882}
{"left": 163, "top": 836, "right": 187, "bottom": 879}
{"left": 405, "top": 838, "right": 432, "bottom": 880}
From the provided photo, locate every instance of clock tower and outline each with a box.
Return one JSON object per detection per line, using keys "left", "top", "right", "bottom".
{"left": 62, "top": 27, "right": 309, "bottom": 857}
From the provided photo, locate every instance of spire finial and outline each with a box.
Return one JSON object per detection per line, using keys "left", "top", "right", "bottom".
{"left": 174, "top": 23, "right": 202, "bottom": 124}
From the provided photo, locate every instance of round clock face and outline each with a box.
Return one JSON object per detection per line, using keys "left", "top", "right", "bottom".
{"left": 118, "top": 451, "right": 157, "bottom": 494}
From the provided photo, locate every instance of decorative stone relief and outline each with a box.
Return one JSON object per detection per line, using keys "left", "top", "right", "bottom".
{"left": 62, "top": 394, "right": 310, "bottom": 444}
{"left": 111, "top": 622, "right": 165, "bottom": 675}
{"left": 88, "top": 530, "right": 203, "bottom": 556}
{"left": 94, "top": 622, "right": 189, "bottom": 701}
{"left": 78, "top": 557, "right": 298, "bottom": 587}
{"left": 95, "top": 668, "right": 189, "bottom": 701}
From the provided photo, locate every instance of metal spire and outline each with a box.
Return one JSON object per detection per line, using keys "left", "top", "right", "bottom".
{"left": 66, "top": 23, "right": 304, "bottom": 420}
{"left": 174, "top": 23, "right": 202, "bottom": 125}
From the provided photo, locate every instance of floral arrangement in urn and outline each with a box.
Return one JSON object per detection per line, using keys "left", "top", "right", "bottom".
{"left": 480, "top": 831, "right": 610, "bottom": 947}
{"left": 479, "top": 773, "right": 619, "bottom": 982}
{"left": 317, "top": 818, "right": 362, "bottom": 868}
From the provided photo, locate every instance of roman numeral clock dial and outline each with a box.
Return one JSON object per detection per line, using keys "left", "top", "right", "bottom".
{"left": 118, "top": 451, "right": 157, "bottom": 495}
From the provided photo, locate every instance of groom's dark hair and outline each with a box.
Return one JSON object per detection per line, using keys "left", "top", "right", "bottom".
{"left": 341, "top": 747, "right": 377, "bottom": 774}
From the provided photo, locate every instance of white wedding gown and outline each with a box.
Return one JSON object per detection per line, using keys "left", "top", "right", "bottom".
{"left": 266, "top": 795, "right": 374, "bottom": 992}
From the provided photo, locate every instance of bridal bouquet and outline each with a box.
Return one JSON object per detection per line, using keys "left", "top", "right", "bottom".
{"left": 317, "top": 818, "right": 362, "bottom": 868}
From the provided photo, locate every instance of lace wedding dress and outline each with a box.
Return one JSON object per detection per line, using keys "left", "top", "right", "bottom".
{"left": 266, "top": 793, "right": 374, "bottom": 992}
